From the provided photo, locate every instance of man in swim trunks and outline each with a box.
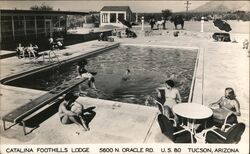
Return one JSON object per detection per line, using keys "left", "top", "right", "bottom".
{"left": 58, "top": 92, "right": 89, "bottom": 132}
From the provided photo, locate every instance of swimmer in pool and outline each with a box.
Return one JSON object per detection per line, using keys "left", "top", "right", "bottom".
{"left": 122, "top": 69, "right": 131, "bottom": 81}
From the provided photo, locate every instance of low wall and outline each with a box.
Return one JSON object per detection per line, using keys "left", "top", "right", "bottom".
{"left": 82, "top": 23, "right": 95, "bottom": 28}
{"left": 64, "top": 30, "right": 112, "bottom": 46}
{"left": 0, "top": 30, "right": 112, "bottom": 51}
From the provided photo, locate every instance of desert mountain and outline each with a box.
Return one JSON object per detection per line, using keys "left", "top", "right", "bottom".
{"left": 192, "top": 1, "right": 250, "bottom": 12}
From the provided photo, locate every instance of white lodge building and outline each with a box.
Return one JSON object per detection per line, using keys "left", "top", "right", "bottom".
{"left": 100, "top": 6, "right": 133, "bottom": 27}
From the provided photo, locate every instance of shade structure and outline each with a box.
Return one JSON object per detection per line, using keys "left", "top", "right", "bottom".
{"left": 118, "top": 16, "right": 132, "bottom": 29}
{"left": 213, "top": 19, "right": 232, "bottom": 32}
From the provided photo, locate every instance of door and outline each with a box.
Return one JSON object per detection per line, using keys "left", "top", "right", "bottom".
{"left": 45, "top": 19, "right": 52, "bottom": 37}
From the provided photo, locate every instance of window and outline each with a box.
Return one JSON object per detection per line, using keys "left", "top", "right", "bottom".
{"left": 36, "top": 16, "right": 45, "bottom": 37}
{"left": 25, "top": 16, "right": 36, "bottom": 38}
{"left": 118, "top": 13, "right": 125, "bottom": 21}
{"left": 14, "top": 16, "right": 25, "bottom": 39}
{"left": 110, "top": 13, "right": 116, "bottom": 23}
{"left": 1, "top": 16, "right": 13, "bottom": 39}
{"left": 102, "top": 13, "right": 108, "bottom": 23}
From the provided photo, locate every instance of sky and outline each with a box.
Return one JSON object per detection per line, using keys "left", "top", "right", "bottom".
{"left": 0, "top": 1, "right": 209, "bottom": 13}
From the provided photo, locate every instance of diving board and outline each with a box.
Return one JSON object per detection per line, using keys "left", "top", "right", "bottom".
{"left": 2, "top": 77, "right": 87, "bottom": 135}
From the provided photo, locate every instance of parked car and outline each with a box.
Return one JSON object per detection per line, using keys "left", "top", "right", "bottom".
{"left": 212, "top": 33, "right": 231, "bottom": 42}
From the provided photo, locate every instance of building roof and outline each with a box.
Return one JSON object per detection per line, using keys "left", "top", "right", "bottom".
{"left": 0, "top": 9, "right": 89, "bottom": 16}
{"left": 100, "top": 6, "right": 132, "bottom": 12}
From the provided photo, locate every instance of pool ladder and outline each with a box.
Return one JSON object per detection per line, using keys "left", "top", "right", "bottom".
{"left": 42, "top": 50, "right": 61, "bottom": 65}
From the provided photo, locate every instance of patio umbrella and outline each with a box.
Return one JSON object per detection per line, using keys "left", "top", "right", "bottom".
{"left": 118, "top": 16, "right": 132, "bottom": 29}
{"left": 213, "top": 19, "right": 232, "bottom": 32}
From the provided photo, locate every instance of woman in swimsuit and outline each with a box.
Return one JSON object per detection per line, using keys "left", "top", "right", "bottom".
{"left": 16, "top": 43, "right": 25, "bottom": 58}
{"left": 26, "top": 43, "right": 38, "bottom": 59}
{"left": 209, "top": 87, "right": 240, "bottom": 125}
{"left": 76, "top": 59, "right": 96, "bottom": 90}
{"left": 156, "top": 79, "right": 182, "bottom": 120}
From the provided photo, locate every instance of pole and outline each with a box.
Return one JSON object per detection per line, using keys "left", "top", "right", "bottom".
{"left": 11, "top": 16, "right": 15, "bottom": 40}
{"left": 141, "top": 16, "right": 144, "bottom": 31}
{"left": 184, "top": 1, "right": 191, "bottom": 20}
{"left": 136, "top": 13, "right": 138, "bottom": 23}
{"left": 201, "top": 17, "right": 204, "bottom": 32}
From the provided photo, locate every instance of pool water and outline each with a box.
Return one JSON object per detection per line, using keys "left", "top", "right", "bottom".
{"left": 7, "top": 45, "right": 197, "bottom": 105}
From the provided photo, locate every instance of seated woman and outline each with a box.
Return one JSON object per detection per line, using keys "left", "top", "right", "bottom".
{"left": 16, "top": 43, "right": 25, "bottom": 59}
{"left": 58, "top": 92, "right": 89, "bottom": 132}
{"left": 155, "top": 79, "right": 182, "bottom": 121}
{"left": 209, "top": 87, "right": 240, "bottom": 127}
{"left": 26, "top": 43, "right": 39, "bottom": 59}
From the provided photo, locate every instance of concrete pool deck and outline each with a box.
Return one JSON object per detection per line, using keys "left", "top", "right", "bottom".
{"left": 0, "top": 50, "right": 16, "bottom": 59}
{"left": 0, "top": 30, "right": 249, "bottom": 145}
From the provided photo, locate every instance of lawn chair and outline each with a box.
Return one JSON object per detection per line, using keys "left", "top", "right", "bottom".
{"left": 213, "top": 112, "right": 238, "bottom": 131}
{"left": 107, "top": 36, "right": 114, "bottom": 42}
{"left": 153, "top": 89, "right": 165, "bottom": 113}
{"left": 16, "top": 46, "right": 26, "bottom": 59}
{"left": 25, "top": 44, "right": 39, "bottom": 59}
{"left": 210, "top": 106, "right": 238, "bottom": 131}
{"left": 145, "top": 88, "right": 175, "bottom": 119}
{"left": 197, "top": 123, "right": 245, "bottom": 143}
{"left": 158, "top": 114, "right": 194, "bottom": 143}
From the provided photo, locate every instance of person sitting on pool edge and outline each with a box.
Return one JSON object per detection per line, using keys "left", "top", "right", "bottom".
{"left": 155, "top": 79, "right": 182, "bottom": 121}
{"left": 58, "top": 92, "right": 89, "bottom": 132}
{"left": 76, "top": 59, "right": 97, "bottom": 90}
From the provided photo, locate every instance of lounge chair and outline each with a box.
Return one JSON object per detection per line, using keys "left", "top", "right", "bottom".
{"left": 209, "top": 105, "right": 238, "bottom": 131}
{"left": 198, "top": 123, "right": 245, "bottom": 143}
{"left": 16, "top": 46, "right": 26, "bottom": 59}
{"left": 152, "top": 89, "right": 176, "bottom": 119}
{"left": 158, "top": 114, "right": 194, "bottom": 143}
{"left": 154, "top": 89, "right": 165, "bottom": 114}
{"left": 213, "top": 112, "right": 238, "bottom": 131}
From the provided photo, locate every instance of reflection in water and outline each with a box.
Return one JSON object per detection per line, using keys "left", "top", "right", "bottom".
{"left": 8, "top": 46, "right": 197, "bottom": 105}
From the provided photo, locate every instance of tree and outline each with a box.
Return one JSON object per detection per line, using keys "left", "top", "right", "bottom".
{"left": 161, "top": 9, "right": 173, "bottom": 20}
{"left": 30, "top": 3, "right": 53, "bottom": 11}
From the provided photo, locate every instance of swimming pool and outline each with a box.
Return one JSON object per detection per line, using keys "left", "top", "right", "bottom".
{"left": 6, "top": 45, "right": 198, "bottom": 105}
